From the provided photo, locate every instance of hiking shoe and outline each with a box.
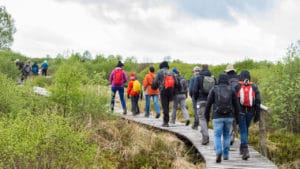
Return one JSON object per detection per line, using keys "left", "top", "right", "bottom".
{"left": 202, "top": 140, "right": 209, "bottom": 145}
{"left": 216, "top": 154, "right": 222, "bottom": 163}
{"left": 123, "top": 109, "right": 127, "bottom": 115}
{"left": 223, "top": 156, "right": 229, "bottom": 160}
{"left": 155, "top": 114, "right": 160, "bottom": 118}
{"left": 162, "top": 123, "right": 169, "bottom": 127}
{"left": 242, "top": 148, "right": 250, "bottom": 160}
{"left": 191, "top": 125, "right": 198, "bottom": 130}
{"left": 170, "top": 120, "right": 175, "bottom": 124}
{"left": 185, "top": 120, "right": 190, "bottom": 126}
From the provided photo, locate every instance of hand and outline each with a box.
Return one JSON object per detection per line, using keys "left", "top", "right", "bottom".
{"left": 253, "top": 112, "right": 260, "bottom": 123}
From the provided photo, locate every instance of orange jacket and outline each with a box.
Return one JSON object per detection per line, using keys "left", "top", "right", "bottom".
{"left": 143, "top": 72, "right": 159, "bottom": 95}
{"left": 127, "top": 79, "right": 140, "bottom": 96}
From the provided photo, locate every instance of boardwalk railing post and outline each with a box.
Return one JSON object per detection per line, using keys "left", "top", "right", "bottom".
{"left": 259, "top": 104, "right": 269, "bottom": 158}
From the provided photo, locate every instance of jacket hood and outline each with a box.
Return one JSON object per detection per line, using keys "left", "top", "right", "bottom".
{"left": 159, "top": 61, "right": 169, "bottom": 69}
{"left": 240, "top": 70, "right": 251, "bottom": 81}
{"left": 116, "top": 61, "right": 124, "bottom": 67}
{"left": 218, "top": 73, "right": 229, "bottom": 85}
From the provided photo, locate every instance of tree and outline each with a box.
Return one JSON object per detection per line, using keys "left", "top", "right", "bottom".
{"left": 0, "top": 6, "right": 16, "bottom": 49}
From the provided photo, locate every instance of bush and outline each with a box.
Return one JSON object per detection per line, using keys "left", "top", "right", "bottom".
{"left": 0, "top": 113, "right": 97, "bottom": 168}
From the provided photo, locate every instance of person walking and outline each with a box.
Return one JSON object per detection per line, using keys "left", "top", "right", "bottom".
{"left": 205, "top": 73, "right": 240, "bottom": 163}
{"left": 237, "top": 70, "right": 261, "bottom": 160}
{"left": 21, "top": 61, "right": 31, "bottom": 82}
{"left": 31, "top": 61, "right": 39, "bottom": 76}
{"left": 127, "top": 73, "right": 142, "bottom": 115}
{"left": 225, "top": 64, "right": 240, "bottom": 145}
{"left": 152, "top": 61, "right": 176, "bottom": 127}
{"left": 142, "top": 66, "right": 160, "bottom": 118}
{"left": 109, "top": 61, "right": 128, "bottom": 114}
{"left": 189, "top": 66, "right": 201, "bottom": 130}
{"left": 193, "top": 64, "right": 215, "bottom": 145}
{"left": 41, "top": 60, "right": 48, "bottom": 76}
{"left": 171, "top": 68, "right": 190, "bottom": 125}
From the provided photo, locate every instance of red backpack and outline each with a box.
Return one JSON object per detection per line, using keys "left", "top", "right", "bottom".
{"left": 163, "top": 70, "right": 175, "bottom": 89}
{"left": 113, "top": 69, "right": 123, "bottom": 86}
{"left": 238, "top": 81, "right": 255, "bottom": 107}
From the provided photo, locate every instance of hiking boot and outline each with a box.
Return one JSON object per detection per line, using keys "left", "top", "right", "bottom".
{"left": 191, "top": 125, "right": 198, "bottom": 130}
{"left": 162, "top": 123, "right": 169, "bottom": 127}
{"left": 202, "top": 137, "right": 209, "bottom": 145}
{"left": 155, "top": 114, "right": 160, "bottom": 118}
{"left": 123, "top": 109, "right": 127, "bottom": 115}
{"left": 239, "top": 146, "right": 243, "bottom": 155}
{"left": 185, "top": 120, "right": 190, "bottom": 126}
{"left": 223, "top": 156, "right": 229, "bottom": 160}
{"left": 216, "top": 154, "right": 222, "bottom": 163}
{"left": 242, "top": 148, "right": 250, "bottom": 160}
{"left": 170, "top": 120, "right": 175, "bottom": 124}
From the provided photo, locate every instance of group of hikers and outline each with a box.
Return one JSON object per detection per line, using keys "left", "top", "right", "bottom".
{"left": 15, "top": 59, "right": 49, "bottom": 83}
{"left": 109, "top": 60, "right": 261, "bottom": 163}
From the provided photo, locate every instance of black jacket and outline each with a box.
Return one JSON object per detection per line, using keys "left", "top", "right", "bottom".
{"left": 205, "top": 74, "right": 240, "bottom": 122}
{"left": 192, "top": 68, "right": 213, "bottom": 101}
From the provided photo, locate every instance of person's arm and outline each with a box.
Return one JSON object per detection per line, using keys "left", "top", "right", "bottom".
{"left": 193, "top": 76, "right": 200, "bottom": 100}
{"left": 253, "top": 84, "right": 261, "bottom": 123}
{"left": 232, "top": 90, "right": 240, "bottom": 124}
{"left": 109, "top": 70, "right": 114, "bottom": 84}
{"left": 205, "top": 87, "right": 215, "bottom": 122}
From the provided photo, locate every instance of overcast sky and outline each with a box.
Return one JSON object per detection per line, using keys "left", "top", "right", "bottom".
{"left": 2, "top": 0, "right": 300, "bottom": 64}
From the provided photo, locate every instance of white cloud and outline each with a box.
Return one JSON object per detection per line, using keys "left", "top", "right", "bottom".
{"left": 2, "top": 0, "right": 300, "bottom": 64}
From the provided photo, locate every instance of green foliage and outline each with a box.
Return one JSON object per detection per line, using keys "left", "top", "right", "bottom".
{"left": 0, "top": 6, "right": 16, "bottom": 49}
{"left": 50, "top": 61, "right": 87, "bottom": 117}
{"left": 259, "top": 45, "right": 300, "bottom": 133}
{"left": 0, "top": 113, "right": 97, "bottom": 168}
{"left": 0, "top": 50, "right": 25, "bottom": 80}
{"left": 0, "top": 72, "right": 25, "bottom": 117}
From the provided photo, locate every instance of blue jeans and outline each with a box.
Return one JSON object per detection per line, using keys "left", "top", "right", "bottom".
{"left": 110, "top": 86, "right": 126, "bottom": 111}
{"left": 213, "top": 118, "right": 234, "bottom": 158}
{"left": 239, "top": 112, "right": 254, "bottom": 146}
{"left": 145, "top": 94, "right": 160, "bottom": 117}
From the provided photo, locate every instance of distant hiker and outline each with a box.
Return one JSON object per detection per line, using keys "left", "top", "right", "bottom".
{"left": 237, "top": 70, "right": 261, "bottom": 160}
{"left": 205, "top": 74, "right": 240, "bottom": 163}
{"left": 142, "top": 66, "right": 160, "bottom": 118}
{"left": 31, "top": 61, "right": 39, "bottom": 76}
{"left": 21, "top": 61, "right": 31, "bottom": 81}
{"left": 15, "top": 59, "right": 24, "bottom": 70}
{"left": 225, "top": 64, "right": 240, "bottom": 145}
{"left": 152, "top": 61, "right": 176, "bottom": 127}
{"left": 41, "top": 60, "right": 48, "bottom": 76}
{"left": 171, "top": 68, "right": 190, "bottom": 126}
{"left": 15, "top": 59, "right": 24, "bottom": 83}
{"left": 189, "top": 66, "right": 201, "bottom": 129}
{"left": 109, "top": 61, "right": 128, "bottom": 114}
{"left": 192, "top": 64, "right": 215, "bottom": 145}
{"left": 127, "top": 73, "right": 142, "bottom": 115}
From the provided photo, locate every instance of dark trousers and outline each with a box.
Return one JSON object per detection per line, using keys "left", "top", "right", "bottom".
{"left": 160, "top": 88, "right": 174, "bottom": 124}
{"left": 130, "top": 95, "right": 140, "bottom": 115}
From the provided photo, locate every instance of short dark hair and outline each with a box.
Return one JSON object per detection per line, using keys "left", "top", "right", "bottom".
{"left": 149, "top": 66, "right": 155, "bottom": 73}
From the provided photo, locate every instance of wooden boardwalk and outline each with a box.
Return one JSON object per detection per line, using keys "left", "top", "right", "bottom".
{"left": 115, "top": 108, "right": 277, "bottom": 169}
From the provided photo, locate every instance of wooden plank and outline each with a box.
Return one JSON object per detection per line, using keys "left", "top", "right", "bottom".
{"left": 115, "top": 108, "right": 277, "bottom": 169}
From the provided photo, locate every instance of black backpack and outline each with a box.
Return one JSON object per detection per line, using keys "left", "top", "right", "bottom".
{"left": 215, "top": 85, "right": 233, "bottom": 115}
{"left": 176, "top": 76, "right": 187, "bottom": 94}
